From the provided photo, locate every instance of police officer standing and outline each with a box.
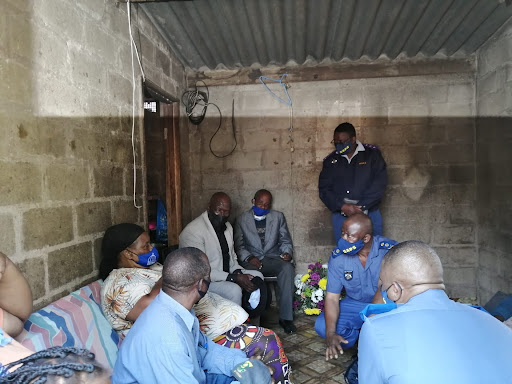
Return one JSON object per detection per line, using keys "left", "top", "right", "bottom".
{"left": 319, "top": 122, "right": 387, "bottom": 240}
{"left": 314, "top": 213, "right": 397, "bottom": 360}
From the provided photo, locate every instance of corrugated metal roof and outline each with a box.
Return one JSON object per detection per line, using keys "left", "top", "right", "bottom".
{"left": 140, "top": 0, "right": 512, "bottom": 71}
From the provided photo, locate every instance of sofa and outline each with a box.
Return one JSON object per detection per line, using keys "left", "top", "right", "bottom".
{"left": 15, "top": 280, "right": 292, "bottom": 383}
{"left": 17, "top": 280, "right": 120, "bottom": 369}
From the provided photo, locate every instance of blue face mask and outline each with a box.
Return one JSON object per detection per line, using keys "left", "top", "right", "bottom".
{"left": 337, "top": 237, "right": 365, "bottom": 256}
{"left": 252, "top": 206, "right": 270, "bottom": 217}
{"left": 381, "top": 282, "right": 403, "bottom": 304}
{"left": 135, "top": 248, "right": 159, "bottom": 267}
{"left": 335, "top": 141, "right": 353, "bottom": 155}
{"left": 381, "top": 289, "right": 392, "bottom": 304}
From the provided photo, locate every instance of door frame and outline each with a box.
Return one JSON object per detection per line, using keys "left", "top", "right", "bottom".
{"left": 143, "top": 80, "right": 182, "bottom": 245}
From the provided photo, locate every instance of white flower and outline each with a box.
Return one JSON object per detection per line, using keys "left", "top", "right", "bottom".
{"left": 294, "top": 274, "right": 304, "bottom": 288}
{"left": 311, "top": 288, "right": 324, "bottom": 303}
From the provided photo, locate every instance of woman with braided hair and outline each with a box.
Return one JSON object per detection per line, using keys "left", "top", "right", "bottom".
{"left": 0, "top": 346, "right": 110, "bottom": 383}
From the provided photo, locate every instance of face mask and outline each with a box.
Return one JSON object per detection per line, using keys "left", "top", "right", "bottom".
{"left": 336, "top": 141, "right": 353, "bottom": 155}
{"left": 381, "top": 282, "right": 402, "bottom": 304}
{"left": 381, "top": 289, "right": 392, "bottom": 304}
{"left": 337, "top": 237, "right": 365, "bottom": 256}
{"left": 252, "top": 206, "right": 270, "bottom": 217}
{"left": 197, "top": 279, "right": 210, "bottom": 299}
{"left": 208, "top": 211, "right": 228, "bottom": 228}
{"left": 135, "top": 248, "right": 159, "bottom": 267}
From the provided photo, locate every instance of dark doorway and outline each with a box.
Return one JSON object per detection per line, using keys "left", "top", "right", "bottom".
{"left": 143, "top": 81, "right": 181, "bottom": 249}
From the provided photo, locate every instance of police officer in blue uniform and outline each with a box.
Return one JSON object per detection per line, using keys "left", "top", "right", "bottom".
{"left": 319, "top": 122, "right": 387, "bottom": 241}
{"left": 314, "top": 213, "right": 396, "bottom": 360}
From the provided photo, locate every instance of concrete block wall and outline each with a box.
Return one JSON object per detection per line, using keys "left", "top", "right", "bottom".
{"left": 0, "top": 0, "right": 185, "bottom": 308}
{"left": 180, "top": 69, "right": 477, "bottom": 298}
{"left": 476, "top": 19, "right": 512, "bottom": 304}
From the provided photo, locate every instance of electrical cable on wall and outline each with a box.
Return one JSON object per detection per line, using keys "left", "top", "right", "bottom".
{"left": 259, "top": 73, "right": 296, "bottom": 241}
{"left": 259, "top": 73, "right": 294, "bottom": 152}
{"left": 127, "top": 0, "right": 146, "bottom": 208}
{"left": 182, "top": 82, "right": 237, "bottom": 158}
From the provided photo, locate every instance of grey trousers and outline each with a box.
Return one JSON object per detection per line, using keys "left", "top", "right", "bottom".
{"left": 241, "top": 257, "right": 295, "bottom": 321}
{"left": 209, "top": 269, "right": 263, "bottom": 306}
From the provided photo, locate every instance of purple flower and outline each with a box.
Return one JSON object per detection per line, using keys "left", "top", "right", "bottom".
{"left": 317, "top": 300, "right": 325, "bottom": 311}
{"left": 293, "top": 300, "right": 300, "bottom": 309}
{"left": 310, "top": 272, "right": 320, "bottom": 282}
{"left": 315, "top": 261, "right": 322, "bottom": 268}
{"left": 308, "top": 264, "right": 314, "bottom": 270}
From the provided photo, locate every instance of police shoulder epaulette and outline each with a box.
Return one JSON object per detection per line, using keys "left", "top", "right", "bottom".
{"left": 331, "top": 247, "right": 342, "bottom": 259}
{"left": 323, "top": 150, "right": 337, "bottom": 161}
{"left": 363, "top": 143, "right": 379, "bottom": 150}
{"left": 379, "top": 239, "right": 398, "bottom": 250}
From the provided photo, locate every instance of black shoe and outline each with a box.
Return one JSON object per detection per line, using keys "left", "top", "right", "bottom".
{"left": 279, "top": 319, "right": 296, "bottom": 334}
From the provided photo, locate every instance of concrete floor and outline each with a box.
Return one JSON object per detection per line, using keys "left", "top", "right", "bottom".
{"left": 261, "top": 306, "right": 357, "bottom": 384}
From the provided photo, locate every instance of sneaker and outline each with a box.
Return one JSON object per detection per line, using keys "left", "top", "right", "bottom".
{"left": 279, "top": 319, "right": 297, "bottom": 334}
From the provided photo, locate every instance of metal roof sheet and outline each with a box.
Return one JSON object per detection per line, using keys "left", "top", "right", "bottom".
{"left": 140, "top": 0, "right": 512, "bottom": 71}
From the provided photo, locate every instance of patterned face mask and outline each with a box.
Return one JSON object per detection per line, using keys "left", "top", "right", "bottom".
{"left": 336, "top": 237, "right": 365, "bottom": 256}
{"left": 335, "top": 140, "right": 353, "bottom": 155}
{"left": 134, "top": 248, "right": 159, "bottom": 267}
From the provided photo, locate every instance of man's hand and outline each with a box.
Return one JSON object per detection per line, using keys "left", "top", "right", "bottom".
{"left": 248, "top": 256, "right": 262, "bottom": 269}
{"left": 341, "top": 203, "right": 363, "bottom": 217}
{"left": 325, "top": 332, "right": 349, "bottom": 361}
{"left": 236, "top": 274, "right": 257, "bottom": 292}
{"left": 249, "top": 351, "right": 275, "bottom": 383}
{"left": 280, "top": 253, "right": 292, "bottom": 262}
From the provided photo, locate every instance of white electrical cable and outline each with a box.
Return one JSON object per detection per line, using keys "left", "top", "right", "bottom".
{"left": 127, "top": 1, "right": 146, "bottom": 82}
{"left": 127, "top": 0, "right": 144, "bottom": 209}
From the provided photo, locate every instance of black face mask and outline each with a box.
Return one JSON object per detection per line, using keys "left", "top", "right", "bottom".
{"left": 208, "top": 211, "right": 228, "bottom": 230}
{"left": 197, "top": 279, "right": 210, "bottom": 299}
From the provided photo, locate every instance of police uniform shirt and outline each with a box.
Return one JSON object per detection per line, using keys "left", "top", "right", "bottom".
{"left": 326, "top": 235, "right": 396, "bottom": 302}
{"left": 318, "top": 140, "right": 387, "bottom": 213}
{"left": 358, "top": 289, "right": 512, "bottom": 384}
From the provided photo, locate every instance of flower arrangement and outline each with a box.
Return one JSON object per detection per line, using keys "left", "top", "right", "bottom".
{"left": 293, "top": 261, "right": 328, "bottom": 315}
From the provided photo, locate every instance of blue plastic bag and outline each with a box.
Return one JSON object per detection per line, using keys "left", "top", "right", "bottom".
{"left": 156, "top": 199, "right": 168, "bottom": 243}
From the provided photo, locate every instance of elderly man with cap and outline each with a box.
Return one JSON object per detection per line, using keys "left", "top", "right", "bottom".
{"left": 358, "top": 240, "right": 512, "bottom": 383}
{"left": 114, "top": 247, "right": 272, "bottom": 384}
{"left": 315, "top": 213, "right": 397, "bottom": 361}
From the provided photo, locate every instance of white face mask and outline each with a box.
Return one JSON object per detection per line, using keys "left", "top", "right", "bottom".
{"left": 253, "top": 214, "right": 267, "bottom": 221}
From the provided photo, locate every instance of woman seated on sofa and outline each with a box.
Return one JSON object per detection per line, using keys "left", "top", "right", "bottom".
{"left": 99, "top": 223, "right": 291, "bottom": 384}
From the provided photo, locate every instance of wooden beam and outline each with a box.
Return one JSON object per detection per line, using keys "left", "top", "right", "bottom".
{"left": 187, "top": 57, "right": 475, "bottom": 88}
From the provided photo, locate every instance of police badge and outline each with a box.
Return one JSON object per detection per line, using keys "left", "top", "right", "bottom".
{"left": 344, "top": 270, "right": 353, "bottom": 280}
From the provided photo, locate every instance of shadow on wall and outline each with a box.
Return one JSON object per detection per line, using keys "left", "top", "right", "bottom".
{"left": 476, "top": 117, "right": 512, "bottom": 304}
